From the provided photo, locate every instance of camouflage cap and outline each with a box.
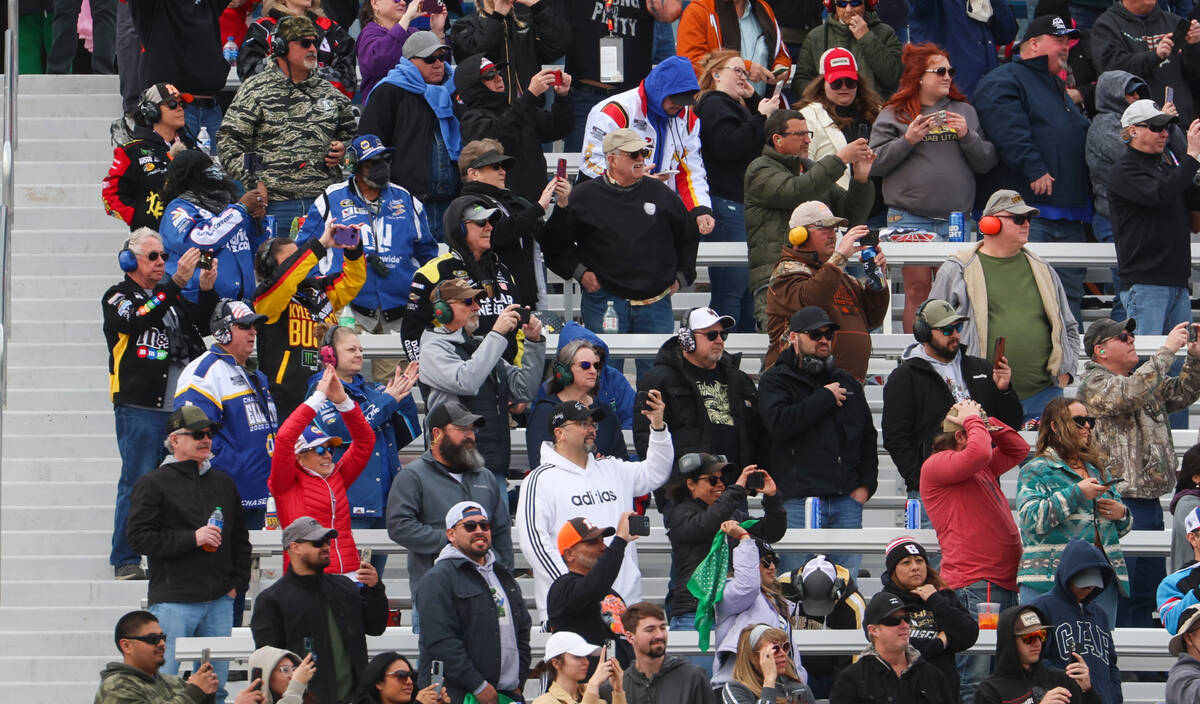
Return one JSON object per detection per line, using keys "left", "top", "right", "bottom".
{"left": 276, "top": 15, "right": 318, "bottom": 42}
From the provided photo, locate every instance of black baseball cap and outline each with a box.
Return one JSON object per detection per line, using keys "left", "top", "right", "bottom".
{"left": 548, "top": 400, "right": 606, "bottom": 432}
{"left": 788, "top": 306, "right": 838, "bottom": 334}
{"left": 864, "top": 592, "right": 908, "bottom": 628}
{"left": 467, "top": 150, "right": 516, "bottom": 170}
{"left": 427, "top": 399, "right": 486, "bottom": 429}
{"left": 1022, "top": 14, "right": 1080, "bottom": 42}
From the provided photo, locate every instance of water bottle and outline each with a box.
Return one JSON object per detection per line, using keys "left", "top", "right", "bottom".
{"left": 223, "top": 36, "right": 239, "bottom": 65}
{"left": 204, "top": 507, "right": 224, "bottom": 552}
{"left": 948, "top": 211, "right": 965, "bottom": 242}
{"left": 804, "top": 497, "right": 823, "bottom": 529}
{"left": 905, "top": 499, "right": 922, "bottom": 530}
{"left": 264, "top": 497, "right": 280, "bottom": 530}
{"left": 196, "top": 126, "right": 213, "bottom": 156}
{"left": 860, "top": 247, "right": 884, "bottom": 291}
{"left": 339, "top": 306, "right": 356, "bottom": 329}
{"left": 601, "top": 301, "right": 619, "bottom": 334}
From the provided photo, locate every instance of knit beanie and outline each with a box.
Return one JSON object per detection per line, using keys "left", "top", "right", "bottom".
{"left": 885, "top": 536, "right": 929, "bottom": 578}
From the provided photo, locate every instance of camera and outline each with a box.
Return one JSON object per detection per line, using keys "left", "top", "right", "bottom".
{"left": 628, "top": 515, "right": 651, "bottom": 536}
{"left": 746, "top": 470, "right": 766, "bottom": 492}
{"left": 515, "top": 307, "right": 531, "bottom": 326}
{"left": 198, "top": 250, "right": 214, "bottom": 270}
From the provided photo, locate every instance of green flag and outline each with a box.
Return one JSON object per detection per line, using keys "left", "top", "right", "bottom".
{"left": 687, "top": 518, "right": 759, "bottom": 651}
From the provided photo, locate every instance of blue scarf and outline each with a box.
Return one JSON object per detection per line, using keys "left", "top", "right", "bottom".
{"left": 369, "top": 59, "right": 462, "bottom": 159}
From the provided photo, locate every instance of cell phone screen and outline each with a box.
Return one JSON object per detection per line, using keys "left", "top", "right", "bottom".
{"left": 993, "top": 337, "right": 1006, "bottom": 365}
{"left": 556, "top": 158, "right": 567, "bottom": 180}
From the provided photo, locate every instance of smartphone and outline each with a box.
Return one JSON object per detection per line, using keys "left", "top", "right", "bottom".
{"left": 746, "top": 470, "right": 766, "bottom": 492}
{"left": 993, "top": 337, "right": 1007, "bottom": 366}
{"left": 198, "top": 250, "right": 214, "bottom": 270}
{"left": 772, "top": 78, "right": 785, "bottom": 100}
{"left": 303, "top": 636, "right": 317, "bottom": 664}
{"left": 628, "top": 515, "right": 651, "bottom": 536}
{"left": 860, "top": 229, "right": 880, "bottom": 247}
{"left": 634, "top": 391, "right": 649, "bottom": 413}
{"left": 1167, "top": 85, "right": 1176, "bottom": 105}
{"left": 1103, "top": 478, "right": 1126, "bottom": 487}
{"left": 431, "top": 660, "right": 445, "bottom": 698}
{"left": 772, "top": 65, "right": 790, "bottom": 77}
{"left": 250, "top": 667, "right": 263, "bottom": 689}
{"left": 201, "top": 648, "right": 211, "bottom": 667}
{"left": 515, "top": 307, "right": 531, "bottom": 326}
{"left": 332, "top": 224, "right": 360, "bottom": 248}
{"left": 359, "top": 547, "right": 372, "bottom": 565}
{"left": 420, "top": 0, "right": 442, "bottom": 13}
{"left": 603, "top": 639, "right": 614, "bottom": 661}
{"left": 555, "top": 158, "right": 567, "bottom": 181}
{"left": 1189, "top": 324, "right": 1197, "bottom": 343}
{"left": 656, "top": 169, "right": 680, "bottom": 178}
{"left": 1173, "top": 19, "right": 1189, "bottom": 49}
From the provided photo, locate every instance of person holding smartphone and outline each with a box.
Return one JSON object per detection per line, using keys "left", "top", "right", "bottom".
{"left": 245, "top": 647, "right": 317, "bottom": 704}
{"left": 675, "top": 0, "right": 792, "bottom": 96}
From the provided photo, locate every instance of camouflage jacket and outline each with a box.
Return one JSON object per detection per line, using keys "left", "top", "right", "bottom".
{"left": 1077, "top": 350, "right": 1200, "bottom": 499}
{"left": 217, "top": 66, "right": 357, "bottom": 202}
{"left": 93, "top": 662, "right": 212, "bottom": 704}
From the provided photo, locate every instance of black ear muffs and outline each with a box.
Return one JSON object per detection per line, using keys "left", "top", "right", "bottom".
{"left": 552, "top": 360, "right": 574, "bottom": 387}
{"left": 137, "top": 97, "right": 161, "bottom": 126}
{"left": 678, "top": 307, "right": 699, "bottom": 353}
{"left": 432, "top": 285, "right": 454, "bottom": 325}
{"left": 912, "top": 299, "right": 933, "bottom": 343}
{"left": 118, "top": 239, "right": 138, "bottom": 273}
{"left": 268, "top": 19, "right": 288, "bottom": 58}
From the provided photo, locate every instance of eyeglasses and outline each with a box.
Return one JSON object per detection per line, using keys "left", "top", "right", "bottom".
{"left": 141, "top": 250, "right": 170, "bottom": 262}
{"left": 722, "top": 65, "right": 749, "bottom": 79}
{"left": 1071, "top": 415, "right": 1097, "bottom": 429}
{"left": 185, "top": 428, "right": 215, "bottom": 440}
{"left": 420, "top": 51, "right": 451, "bottom": 64}
{"left": 125, "top": 632, "right": 168, "bottom": 645}
{"left": 233, "top": 322, "right": 256, "bottom": 331}
{"left": 300, "top": 444, "right": 332, "bottom": 456}
{"left": 295, "top": 38, "right": 318, "bottom": 49}
{"left": 936, "top": 322, "right": 964, "bottom": 336}
{"left": 1106, "top": 331, "right": 1134, "bottom": 344}
{"left": 996, "top": 214, "right": 1031, "bottom": 225}
{"left": 459, "top": 520, "right": 491, "bottom": 533}
{"left": 877, "top": 614, "right": 908, "bottom": 627}
{"left": 924, "top": 66, "right": 957, "bottom": 78}
{"left": 1020, "top": 630, "right": 1048, "bottom": 645}
{"left": 481, "top": 69, "right": 499, "bottom": 81}
{"left": 835, "top": 0, "right": 863, "bottom": 6}
{"left": 701, "top": 330, "right": 730, "bottom": 342}
{"left": 386, "top": 669, "right": 413, "bottom": 681}
{"left": 570, "top": 419, "right": 597, "bottom": 430}
{"left": 782, "top": 130, "right": 814, "bottom": 138}
{"left": 1137, "top": 123, "right": 1168, "bottom": 133}
{"left": 698, "top": 475, "right": 724, "bottom": 486}
{"left": 829, "top": 78, "right": 858, "bottom": 90}
{"left": 760, "top": 556, "right": 779, "bottom": 568}
{"left": 804, "top": 328, "right": 836, "bottom": 341}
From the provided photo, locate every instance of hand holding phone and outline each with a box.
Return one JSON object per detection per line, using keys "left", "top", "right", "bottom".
{"left": 628, "top": 515, "right": 651, "bottom": 536}
{"left": 1189, "top": 324, "right": 1197, "bottom": 343}
{"left": 993, "top": 336, "right": 1007, "bottom": 366}
{"left": 859, "top": 229, "right": 880, "bottom": 247}
{"left": 332, "top": 223, "right": 360, "bottom": 248}
{"left": 250, "top": 667, "right": 264, "bottom": 692}
{"left": 198, "top": 250, "right": 214, "bottom": 270}
{"left": 431, "top": 660, "right": 445, "bottom": 699}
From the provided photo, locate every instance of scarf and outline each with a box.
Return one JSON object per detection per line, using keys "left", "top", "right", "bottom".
{"left": 966, "top": 0, "right": 994, "bottom": 23}
{"left": 688, "top": 518, "right": 759, "bottom": 651}
{"left": 370, "top": 59, "right": 462, "bottom": 159}
{"left": 179, "top": 184, "right": 235, "bottom": 215}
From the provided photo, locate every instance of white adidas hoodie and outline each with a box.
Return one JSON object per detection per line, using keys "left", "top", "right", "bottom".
{"left": 516, "top": 426, "right": 674, "bottom": 623}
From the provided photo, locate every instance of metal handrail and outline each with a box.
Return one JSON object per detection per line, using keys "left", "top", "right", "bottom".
{"left": 1, "top": 0, "right": 19, "bottom": 561}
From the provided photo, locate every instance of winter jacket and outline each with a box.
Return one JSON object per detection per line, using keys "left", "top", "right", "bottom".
{"left": 879, "top": 575, "right": 978, "bottom": 695}
{"left": 694, "top": 90, "right": 767, "bottom": 202}
{"left": 676, "top": 0, "right": 791, "bottom": 79}
{"left": 294, "top": 176, "right": 437, "bottom": 324}
{"left": 385, "top": 448, "right": 514, "bottom": 590}
{"left": 1092, "top": 1, "right": 1200, "bottom": 122}
{"left": 763, "top": 245, "right": 890, "bottom": 380}
{"left": 306, "top": 372, "right": 421, "bottom": 519}
{"left": 792, "top": 13, "right": 902, "bottom": 98}
{"left": 667, "top": 485, "right": 787, "bottom": 617}
{"left": 130, "top": 0, "right": 231, "bottom": 96}
{"left": 633, "top": 335, "right": 768, "bottom": 472}
{"left": 1078, "top": 351, "right": 1200, "bottom": 499}
{"left": 448, "top": 2, "right": 571, "bottom": 106}
{"left": 94, "top": 662, "right": 213, "bottom": 704}
{"left": 247, "top": 647, "right": 308, "bottom": 704}
{"left": 579, "top": 56, "right": 713, "bottom": 216}
{"left": 882, "top": 344, "right": 1023, "bottom": 492}
{"left": 974, "top": 605, "right": 1101, "bottom": 704}
{"left": 1016, "top": 449, "right": 1132, "bottom": 596}
{"left": 920, "top": 416, "right": 1029, "bottom": 591}
{"left": 526, "top": 393, "right": 627, "bottom": 469}
{"left": 559, "top": 0, "right": 653, "bottom": 90}
{"left": 175, "top": 345, "right": 280, "bottom": 509}
{"left": 1029, "top": 540, "right": 1123, "bottom": 704}
{"left": 928, "top": 241, "right": 1081, "bottom": 380}
{"left": 828, "top": 642, "right": 957, "bottom": 704}
{"left": 1086, "top": 70, "right": 1153, "bottom": 218}
{"left": 972, "top": 55, "right": 1092, "bottom": 214}
{"left": 357, "top": 21, "right": 418, "bottom": 99}
{"left": 238, "top": 11, "right": 358, "bottom": 98}
{"left": 744, "top": 145, "right": 874, "bottom": 299}
{"left": 102, "top": 274, "right": 217, "bottom": 408}
{"left": 1108, "top": 146, "right": 1200, "bottom": 290}
{"left": 270, "top": 398, "right": 375, "bottom": 575}
{"left": 869, "top": 97, "right": 998, "bottom": 217}
{"left": 103, "top": 125, "right": 193, "bottom": 231}
{"left": 722, "top": 678, "right": 814, "bottom": 704}
{"left": 1160, "top": 560, "right": 1200, "bottom": 634}
{"left": 253, "top": 236, "right": 366, "bottom": 419}
{"left": 414, "top": 545, "right": 532, "bottom": 703}
{"left": 757, "top": 345, "right": 878, "bottom": 501}
{"left": 546, "top": 537, "right": 635, "bottom": 667}
{"left": 160, "top": 197, "right": 266, "bottom": 303}
{"left": 251, "top": 568, "right": 389, "bottom": 704}
{"left": 531, "top": 323, "right": 636, "bottom": 431}
{"left": 908, "top": 0, "right": 1017, "bottom": 96}
{"left": 454, "top": 52, "right": 575, "bottom": 203}
{"left": 532, "top": 682, "right": 624, "bottom": 704}
{"left": 358, "top": 59, "right": 461, "bottom": 202}
{"left": 127, "top": 457, "right": 251, "bottom": 605}
{"left": 218, "top": 66, "right": 357, "bottom": 202}
{"left": 1168, "top": 653, "right": 1200, "bottom": 704}
{"left": 516, "top": 427, "right": 674, "bottom": 620}
{"left": 622, "top": 656, "right": 717, "bottom": 704}
{"left": 417, "top": 325, "right": 545, "bottom": 476}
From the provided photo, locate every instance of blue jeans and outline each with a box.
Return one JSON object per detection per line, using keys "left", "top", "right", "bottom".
{"left": 708, "top": 196, "right": 755, "bottom": 332}
{"left": 1090, "top": 214, "right": 1126, "bottom": 320}
{"left": 151, "top": 595, "right": 234, "bottom": 699}
{"left": 1119, "top": 497, "right": 1167, "bottom": 628}
{"left": 424, "top": 199, "right": 451, "bottom": 244}
{"left": 1121, "top": 284, "right": 1191, "bottom": 427}
{"left": 1028, "top": 218, "right": 1086, "bottom": 326}
{"left": 564, "top": 84, "right": 612, "bottom": 153}
{"left": 885, "top": 208, "right": 953, "bottom": 239}
{"left": 956, "top": 580, "right": 1019, "bottom": 704}
{"left": 778, "top": 495, "right": 864, "bottom": 576}
{"left": 112, "top": 405, "right": 169, "bottom": 567}
{"left": 351, "top": 516, "right": 388, "bottom": 574}
{"left": 1068, "top": 2, "right": 1107, "bottom": 27}
{"left": 184, "top": 104, "right": 224, "bottom": 154}
{"left": 1020, "top": 383, "right": 1063, "bottom": 425}
{"left": 652, "top": 20, "right": 678, "bottom": 63}
{"left": 265, "top": 198, "right": 316, "bottom": 239}
{"left": 580, "top": 287, "right": 675, "bottom": 380}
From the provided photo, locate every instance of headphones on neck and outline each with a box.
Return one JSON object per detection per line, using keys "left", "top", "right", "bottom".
{"left": 432, "top": 284, "right": 455, "bottom": 325}
{"left": 978, "top": 214, "right": 1002, "bottom": 236}
{"left": 118, "top": 239, "right": 138, "bottom": 273}
{"left": 800, "top": 353, "right": 836, "bottom": 376}
{"left": 788, "top": 225, "right": 809, "bottom": 247}
{"left": 912, "top": 299, "right": 934, "bottom": 343}
{"left": 678, "top": 307, "right": 700, "bottom": 352}
{"left": 319, "top": 325, "right": 342, "bottom": 368}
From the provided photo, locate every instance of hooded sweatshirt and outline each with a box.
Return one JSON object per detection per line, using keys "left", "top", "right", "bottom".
{"left": 247, "top": 647, "right": 309, "bottom": 704}
{"left": 1086, "top": 71, "right": 1150, "bottom": 218}
{"left": 94, "top": 662, "right": 212, "bottom": 704}
{"left": 530, "top": 322, "right": 637, "bottom": 431}
{"left": 1029, "top": 540, "right": 1123, "bottom": 704}
{"left": 973, "top": 605, "right": 1100, "bottom": 704}
{"left": 622, "top": 656, "right": 716, "bottom": 704}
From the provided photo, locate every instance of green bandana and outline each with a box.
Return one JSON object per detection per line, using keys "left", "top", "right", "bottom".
{"left": 687, "top": 518, "right": 760, "bottom": 651}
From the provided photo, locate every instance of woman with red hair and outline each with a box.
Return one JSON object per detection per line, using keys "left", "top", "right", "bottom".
{"left": 869, "top": 42, "right": 998, "bottom": 331}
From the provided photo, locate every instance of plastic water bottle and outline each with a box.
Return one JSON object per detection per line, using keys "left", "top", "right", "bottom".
{"left": 264, "top": 497, "right": 279, "bottom": 530}
{"left": 860, "top": 247, "right": 884, "bottom": 291}
{"left": 196, "top": 126, "right": 213, "bottom": 156}
{"left": 223, "top": 36, "right": 239, "bottom": 65}
{"left": 203, "top": 507, "right": 224, "bottom": 552}
{"left": 905, "top": 499, "right": 922, "bottom": 530}
{"left": 601, "top": 301, "right": 619, "bottom": 334}
{"left": 339, "top": 307, "right": 356, "bottom": 329}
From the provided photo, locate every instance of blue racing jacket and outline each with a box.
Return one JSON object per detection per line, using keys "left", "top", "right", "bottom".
{"left": 160, "top": 198, "right": 268, "bottom": 303}
{"left": 1160, "top": 559, "right": 1200, "bottom": 634}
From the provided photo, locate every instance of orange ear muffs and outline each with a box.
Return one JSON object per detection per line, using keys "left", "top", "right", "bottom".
{"left": 978, "top": 216, "right": 1002, "bottom": 236}
{"left": 788, "top": 226, "right": 809, "bottom": 246}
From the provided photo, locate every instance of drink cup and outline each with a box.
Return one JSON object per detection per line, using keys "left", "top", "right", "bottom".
{"left": 977, "top": 602, "right": 1000, "bottom": 629}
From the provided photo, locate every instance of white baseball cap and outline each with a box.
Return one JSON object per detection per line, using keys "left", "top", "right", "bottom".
{"left": 1185, "top": 506, "right": 1200, "bottom": 534}
{"left": 1121, "top": 99, "right": 1175, "bottom": 129}
{"left": 543, "top": 631, "right": 600, "bottom": 661}
{"left": 685, "top": 307, "right": 734, "bottom": 332}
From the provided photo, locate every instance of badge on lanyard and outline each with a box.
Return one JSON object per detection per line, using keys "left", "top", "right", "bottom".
{"left": 599, "top": 0, "right": 624, "bottom": 84}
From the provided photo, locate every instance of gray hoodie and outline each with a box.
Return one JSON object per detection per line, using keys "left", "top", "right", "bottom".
{"left": 247, "top": 647, "right": 308, "bottom": 704}
{"left": 623, "top": 655, "right": 717, "bottom": 704}
{"left": 1168, "top": 652, "right": 1200, "bottom": 704}
{"left": 434, "top": 543, "right": 522, "bottom": 692}
{"left": 1086, "top": 71, "right": 1147, "bottom": 218}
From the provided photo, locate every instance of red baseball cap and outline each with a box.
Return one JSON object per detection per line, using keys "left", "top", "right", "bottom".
{"left": 819, "top": 48, "right": 858, "bottom": 84}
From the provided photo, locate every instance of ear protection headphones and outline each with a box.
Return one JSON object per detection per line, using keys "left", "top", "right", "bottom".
{"left": 255, "top": 238, "right": 288, "bottom": 280}
{"left": 137, "top": 96, "right": 161, "bottom": 126}
{"left": 552, "top": 358, "right": 574, "bottom": 387}
{"left": 800, "top": 353, "right": 836, "bottom": 376}
{"left": 822, "top": 0, "right": 877, "bottom": 13}
{"left": 678, "top": 307, "right": 699, "bottom": 353}
{"left": 788, "top": 225, "right": 809, "bottom": 247}
{"left": 319, "top": 325, "right": 342, "bottom": 368}
{"left": 978, "top": 215, "right": 1002, "bottom": 236}
{"left": 269, "top": 18, "right": 288, "bottom": 58}
{"left": 912, "top": 299, "right": 934, "bottom": 343}
{"left": 118, "top": 239, "right": 138, "bottom": 273}
{"left": 778, "top": 559, "right": 849, "bottom": 604}
{"left": 431, "top": 284, "right": 455, "bottom": 325}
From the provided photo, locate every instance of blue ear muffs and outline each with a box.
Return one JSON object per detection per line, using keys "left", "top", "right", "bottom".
{"left": 118, "top": 240, "right": 138, "bottom": 272}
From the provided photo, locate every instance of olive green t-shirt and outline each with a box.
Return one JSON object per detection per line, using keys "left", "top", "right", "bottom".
{"left": 978, "top": 252, "right": 1054, "bottom": 399}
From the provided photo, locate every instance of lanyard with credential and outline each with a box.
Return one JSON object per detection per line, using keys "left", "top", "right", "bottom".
{"left": 604, "top": 0, "right": 616, "bottom": 34}
{"left": 598, "top": 0, "right": 624, "bottom": 83}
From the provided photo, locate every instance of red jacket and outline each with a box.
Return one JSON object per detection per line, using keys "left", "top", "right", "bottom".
{"left": 271, "top": 399, "right": 374, "bottom": 575}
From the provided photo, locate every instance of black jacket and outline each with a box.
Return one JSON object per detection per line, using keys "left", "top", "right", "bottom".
{"left": 546, "top": 537, "right": 634, "bottom": 667}
{"left": 694, "top": 90, "right": 766, "bottom": 202}
{"left": 881, "top": 346, "right": 1023, "bottom": 492}
{"left": 250, "top": 567, "right": 389, "bottom": 704}
{"left": 130, "top": 0, "right": 232, "bottom": 96}
{"left": 358, "top": 78, "right": 454, "bottom": 201}
{"left": 126, "top": 458, "right": 251, "bottom": 605}
{"left": 829, "top": 646, "right": 958, "bottom": 704}
{"left": 1092, "top": 1, "right": 1200, "bottom": 122}
{"left": 974, "top": 605, "right": 1102, "bottom": 704}
{"left": 1108, "top": 147, "right": 1200, "bottom": 289}
{"left": 414, "top": 550, "right": 532, "bottom": 703}
{"left": 665, "top": 485, "right": 787, "bottom": 616}
{"left": 633, "top": 336, "right": 768, "bottom": 470}
{"left": 102, "top": 274, "right": 216, "bottom": 408}
{"left": 102, "top": 125, "right": 194, "bottom": 231}
{"left": 447, "top": 3, "right": 571, "bottom": 106}
{"left": 454, "top": 52, "right": 575, "bottom": 203}
{"left": 880, "top": 576, "right": 979, "bottom": 695}
{"left": 757, "top": 346, "right": 878, "bottom": 501}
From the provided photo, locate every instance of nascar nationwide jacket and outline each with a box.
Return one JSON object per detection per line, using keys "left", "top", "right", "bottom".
{"left": 160, "top": 198, "right": 268, "bottom": 303}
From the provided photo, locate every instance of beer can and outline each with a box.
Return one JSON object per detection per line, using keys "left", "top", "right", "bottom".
{"left": 804, "top": 497, "right": 823, "bottom": 529}
{"left": 948, "top": 211, "right": 965, "bottom": 242}
{"left": 905, "top": 499, "right": 922, "bottom": 530}
{"left": 263, "top": 215, "right": 277, "bottom": 237}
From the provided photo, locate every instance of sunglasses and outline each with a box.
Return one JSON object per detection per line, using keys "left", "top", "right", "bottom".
{"left": 481, "top": 69, "right": 499, "bottom": 81}
{"left": 126, "top": 632, "right": 168, "bottom": 645}
{"left": 163, "top": 99, "right": 186, "bottom": 110}
{"left": 460, "top": 520, "right": 491, "bottom": 533}
{"left": 701, "top": 330, "right": 730, "bottom": 342}
{"left": 760, "top": 556, "right": 779, "bottom": 568}
{"left": 804, "top": 328, "right": 836, "bottom": 341}
{"left": 1137, "top": 123, "right": 1168, "bottom": 133}
{"left": 877, "top": 614, "right": 908, "bottom": 627}
{"left": 233, "top": 322, "right": 256, "bottom": 331}
{"left": 996, "top": 214, "right": 1031, "bottom": 225}
{"left": 697, "top": 474, "right": 724, "bottom": 486}
{"left": 386, "top": 669, "right": 414, "bottom": 681}
{"left": 142, "top": 250, "right": 170, "bottom": 262}
{"left": 937, "top": 322, "right": 964, "bottom": 336}
{"left": 829, "top": 78, "right": 858, "bottom": 90}
{"left": 574, "top": 360, "right": 596, "bottom": 370}
{"left": 835, "top": 0, "right": 863, "bottom": 6}
{"left": 303, "top": 538, "right": 329, "bottom": 548}
{"left": 1071, "top": 415, "right": 1096, "bottom": 429}
{"left": 300, "top": 444, "right": 332, "bottom": 456}
{"left": 295, "top": 38, "right": 318, "bottom": 49}
{"left": 419, "top": 51, "right": 451, "bottom": 64}
{"left": 1020, "top": 630, "right": 1048, "bottom": 645}
{"left": 924, "top": 66, "right": 957, "bottom": 78}
{"left": 185, "top": 428, "right": 215, "bottom": 440}
{"left": 1107, "top": 331, "right": 1134, "bottom": 344}
{"left": 623, "top": 148, "right": 651, "bottom": 159}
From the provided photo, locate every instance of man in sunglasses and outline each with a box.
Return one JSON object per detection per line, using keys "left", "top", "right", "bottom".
{"left": 94, "top": 610, "right": 219, "bottom": 703}
{"left": 974, "top": 606, "right": 1098, "bottom": 704}
{"left": 929, "top": 188, "right": 1081, "bottom": 424}
{"left": 1078, "top": 316, "right": 1200, "bottom": 628}
{"left": 103, "top": 229, "right": 219, "bottom": 580}
{"left": 126, "top": 405, "right": 251, "bottom": 698}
